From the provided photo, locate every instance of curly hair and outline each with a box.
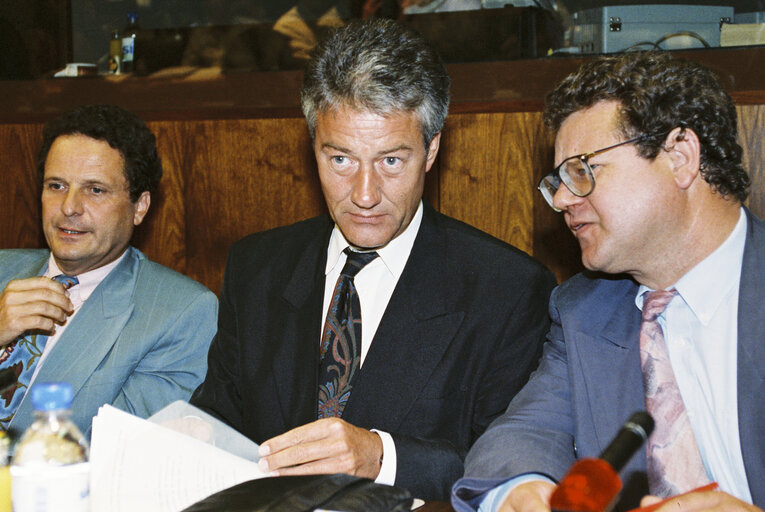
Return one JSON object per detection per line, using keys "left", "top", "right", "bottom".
{"left": 301, "top": 18, "right": 450, "bottom": 147}
{"left": 37, "top": 104, "right": 163, "bottom": 202}
{"left": 544, "top": 51, "right": 749, "bottom": 202}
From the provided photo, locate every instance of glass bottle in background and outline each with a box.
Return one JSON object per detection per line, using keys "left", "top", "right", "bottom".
{"left": 121, "top": 13, "right": 140, "bottom": 74}
{"left": 10, "top": 382, "right": 89, "bottom": 512}
{"left": 109, "top": 29, "right": 122, "bottom": 74}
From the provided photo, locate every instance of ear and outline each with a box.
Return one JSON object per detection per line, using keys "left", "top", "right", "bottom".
{"left": 424, "top": 132, "right": 441, "bottom": 173}
{"left": 133, "top": 191, "right": 151, "bottom": 226}
{"left": 663, "top": 127, "right": 701, "bottom": 191}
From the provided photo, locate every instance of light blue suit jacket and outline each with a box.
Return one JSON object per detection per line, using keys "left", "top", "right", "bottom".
{"left": 452, "top": 209, "right": 765, "bottom": 510}
{"left": 0, "top": 246, "right": 218, "bottom": 439}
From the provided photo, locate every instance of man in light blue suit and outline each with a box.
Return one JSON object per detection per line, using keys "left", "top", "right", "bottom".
{"left": 0, "top": 105, "right": 217, "bottom": 439}
{"left": 452, "top": 52, "right": 764, "bottom": 512}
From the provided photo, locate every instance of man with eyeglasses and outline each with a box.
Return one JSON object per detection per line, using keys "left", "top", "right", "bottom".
{"left": 452, "top": 52, "right": 764, "bottom": 512}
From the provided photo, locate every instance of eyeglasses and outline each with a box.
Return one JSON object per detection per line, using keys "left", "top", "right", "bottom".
{"left": 538, "top": 135, "right": 646, "bottom": 212}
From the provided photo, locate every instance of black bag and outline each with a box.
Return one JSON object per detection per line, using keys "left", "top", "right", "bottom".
{"left": 181, "top": 474, "right": 413, "bottom": 512}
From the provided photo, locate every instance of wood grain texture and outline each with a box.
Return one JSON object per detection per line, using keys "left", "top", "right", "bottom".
{"left": 0, "top": 123, "right": 44, "bottom": 249}
{"left": 738, "top": 104, "right": 764, "bottom": 219}
{"left": 439, "top": 112, "right": 540, "bottom": 254}
{"left": 0, "top": 101, "right": 762, "bottom": 294}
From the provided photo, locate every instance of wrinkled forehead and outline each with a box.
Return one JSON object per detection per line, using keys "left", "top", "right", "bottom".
{"left": 554, "top": 101, "right": 624, "bottom": 162}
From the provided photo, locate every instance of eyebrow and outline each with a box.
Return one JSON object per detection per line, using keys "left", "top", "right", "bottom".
{"left": 43, "top": 176, "right": 120, "bottom": 189}
{"left": 320, "top": 142, "right": 414, "bottom": 158}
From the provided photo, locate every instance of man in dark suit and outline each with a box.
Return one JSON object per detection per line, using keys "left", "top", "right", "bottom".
{"left": 452, "top": 52, "right": 764, "bottom": 511}
{"left": 190, "top": 18, "right": 556, "bottom": 500}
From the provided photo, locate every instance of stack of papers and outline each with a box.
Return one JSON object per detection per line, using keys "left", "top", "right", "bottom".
{"left": 90, "top": 401, "right": 266, "bottom": 512}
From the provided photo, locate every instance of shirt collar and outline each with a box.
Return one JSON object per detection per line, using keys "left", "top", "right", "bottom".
{"left": 326, "top": 201, "right": 423, "bottom": 280}
{"left": 46, "top": 250, "right": 128, "bottom": 304}
{"left": 636, "top": 207, "right": 747, "bottom": 325}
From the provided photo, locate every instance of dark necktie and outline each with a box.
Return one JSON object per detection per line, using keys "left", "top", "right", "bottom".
{"left": 317, "top": 248, "right": 378, "bottom": 419}
{"left": 639, "top": 289, "right": 710, "bottom": 496}
{"left": 0, "top": 274, "right": 79, "bottom": 429}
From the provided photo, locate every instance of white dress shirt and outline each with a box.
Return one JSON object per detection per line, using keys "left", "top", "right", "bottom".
{"left": 636, "top": 207, "right": 750, "bottom": 501}
{"left": 321, "top": 201, "right": 424, "bottom": 485}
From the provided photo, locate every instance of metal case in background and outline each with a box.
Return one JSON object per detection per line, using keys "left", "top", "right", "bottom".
{"left": 568, "top": 4, "right": 734, "bottom": 54}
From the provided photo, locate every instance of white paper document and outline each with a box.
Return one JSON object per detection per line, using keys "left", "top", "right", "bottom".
{"left": 90, "top": 401, "right": 266, "bottom": 512}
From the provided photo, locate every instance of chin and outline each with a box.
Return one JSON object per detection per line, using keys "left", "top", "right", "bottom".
{"left": 342, "top": 229, "right": 395, "bottom": 251}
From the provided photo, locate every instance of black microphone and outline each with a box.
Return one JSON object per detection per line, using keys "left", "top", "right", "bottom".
{"left": 600, "top": 411, "right": 654, "bottom": 472}
{"left": 550, "top": 411, "right": 655, "bottom": 512}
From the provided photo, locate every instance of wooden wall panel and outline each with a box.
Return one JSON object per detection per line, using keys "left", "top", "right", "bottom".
{"left": 738, "top": 105, "right": 764, "bottom": 218}
{"left": 132, "top": 122, "right": 189, "bottom": 275}
{"left": 0, "top": 124, "right": 44, "bottom": 249}
{"left": 137, "top": 118, "right": 326, "bottom": 291}
{"left": 439, "top": 112, "right": 538, "bottom": 254}
{"left": 1, "top": 103, "right": 762, "bottom": 295}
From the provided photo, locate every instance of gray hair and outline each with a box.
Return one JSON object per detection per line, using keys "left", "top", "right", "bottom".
{"left": 301, "top": 18, "right": 450, "bottom": 146}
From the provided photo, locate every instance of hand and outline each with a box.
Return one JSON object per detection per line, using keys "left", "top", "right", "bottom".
{"left": 258, "top": 418, "right": 383, "bottom": 480}
{"left": 640, "top": 489, "right": 762, "bottom": 512}
{"left": 499, "top": 481, "right": 555, "bottom": 512}
{"left": 0, "top": 277, "right": 73, "bottom": 346}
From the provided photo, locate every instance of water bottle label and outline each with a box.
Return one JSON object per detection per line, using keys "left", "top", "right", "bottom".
{"left": 122, "top": 38, "right": 135, "bottom": 62}
{"left": 11, "top": 462, "right": 89, "bottom": 512}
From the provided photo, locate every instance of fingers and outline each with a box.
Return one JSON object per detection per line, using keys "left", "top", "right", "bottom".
{"left": 500, "top": 481, "right": 555, "bottom": 512}
{"left": 646, "top": 490, "right": 761, "bottom": 512}
{"left": 0, "top": 277, "right": 74, "bottom": 344}
{"left": 259, "top": 418, "right": 383, "bottom": 479}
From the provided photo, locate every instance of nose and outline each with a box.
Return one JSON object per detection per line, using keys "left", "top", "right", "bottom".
{"left": 61, "top": 188, "right": 84, "bottom": 217}
{"left": 551, "top": 182, "right": 584, "bottom": 212}
{"left": 350, "top": 165, "right": 382, "bottom": 209}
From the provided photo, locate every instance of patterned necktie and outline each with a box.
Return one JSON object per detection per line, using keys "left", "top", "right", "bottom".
{"left": 0, "top": 274, "right": 79, "bottom": 429}
{"left": 639, "top": 289, "right": 710, "bottom": 496}
{"left": 317, "top": 248, "right": 378, "bottom": 419}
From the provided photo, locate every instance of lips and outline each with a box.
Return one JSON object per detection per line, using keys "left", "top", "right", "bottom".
{"left": 58, "top": 226, "right": 87, "bottom": 235}
{"left": 348, "top": 213, "right": 384, "bottom": 223}
{"left": 566, "top": 217, "right": 592, "bottom": 235}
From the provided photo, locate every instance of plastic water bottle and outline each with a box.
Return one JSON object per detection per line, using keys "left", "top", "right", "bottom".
{"left": 10, "top": 382, "right": 89, "bottom": 512}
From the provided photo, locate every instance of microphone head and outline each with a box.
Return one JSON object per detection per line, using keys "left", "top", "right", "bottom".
{"left": 600, "top": 411, "right": 654, "bottom": 473}
{"left": 622, "top": 411, "right": 654, "bottom": 442}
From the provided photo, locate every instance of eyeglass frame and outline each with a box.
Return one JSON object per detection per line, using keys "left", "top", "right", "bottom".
{"left": 538, "top": 135, "right": 647, "bottom": 212}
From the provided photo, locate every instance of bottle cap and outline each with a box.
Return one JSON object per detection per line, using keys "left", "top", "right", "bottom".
{"left": 30, "top": 382, "right": 74, "bottom": 411}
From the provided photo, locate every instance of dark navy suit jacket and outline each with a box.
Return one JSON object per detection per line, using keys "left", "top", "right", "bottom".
{"left": 192, "top": 202, "right": 556, "bottom": 500}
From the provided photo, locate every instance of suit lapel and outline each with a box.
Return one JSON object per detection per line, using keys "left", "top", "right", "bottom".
{"left": 11, "top": 248, "right": 140, "bottom": 430}
{"left": 342, "top": 206, "right": 465, "bottom": 430}
{"left": 737, "top": 210, "right": 765, "bottom": 503}
{"left": 575, "top": 279, "right": 646, "bottom": 463}
{"left": 275, "top": 221, "right": 333, "bottom": 430}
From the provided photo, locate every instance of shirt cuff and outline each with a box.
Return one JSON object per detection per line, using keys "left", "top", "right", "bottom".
{"left": 370, "top": 429, "right": 397, "bottom": 485}
{"left": 478, "top": 474, "right": 554, "bottom": 512}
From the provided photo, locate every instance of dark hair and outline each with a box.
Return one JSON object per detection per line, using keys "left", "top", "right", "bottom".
{"left": 37, "top": 104, "right": 162, "bottom": 202}
{"left": 301, "top": 18, "right": 450, "bottom": 146}
{"left": 544, "top": 51, "right": 749, "bottom": 202}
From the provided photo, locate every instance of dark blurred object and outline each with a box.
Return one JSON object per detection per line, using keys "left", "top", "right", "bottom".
{"left": 401, "top": 6, "right": 563, "bottom": 62}
{"left": 0, "top": 16, "right": 33, "bottom": 79}
{"left": 122, "top": 13, "right": 140, "bottom": 74}
{"left": 0, "top": 368, "right": 17, "bottom": 395}
{"left": 550, "top": 411, "right": 654, "bottom": 512}
{"left": 181, "top": 474, "right": 413, "bottom": 512}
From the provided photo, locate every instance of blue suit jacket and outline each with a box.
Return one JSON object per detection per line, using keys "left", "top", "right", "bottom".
{"left": 0, "top": 246, "right": 218, "bottom": 439}
{"left": 452, "top": 209, "right": 765, "bottom": 510}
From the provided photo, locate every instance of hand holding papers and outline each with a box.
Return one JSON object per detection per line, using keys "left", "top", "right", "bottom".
{"left": 90, "top": 401, "right": 266, "bottom": 512}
